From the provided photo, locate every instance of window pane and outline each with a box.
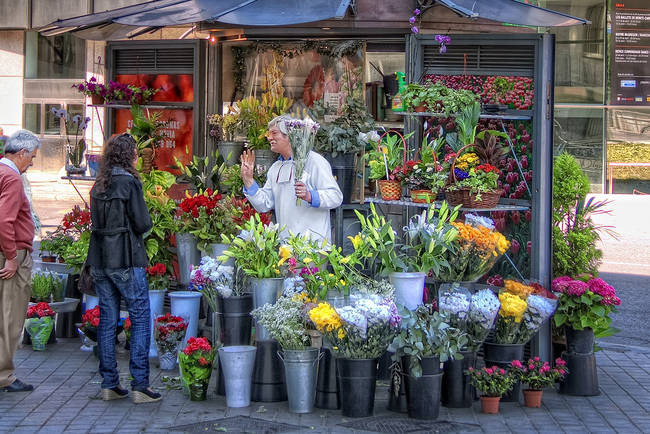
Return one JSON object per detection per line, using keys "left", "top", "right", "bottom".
{"left": 23, "top": 103, "right": 41, "bottom": 135}
{"left": 24, "top": 31, "right": 86, "bottom": 79}
{"left": 554, "top": 107, "right": 604, "bottom": 191}
{"left": 606, "top": 108, "right": 650, "bottom": 193}
{"left": 543, "top": 1, "right": 606, "bottom": 104}
{"left": 44, "top": 104, "right": 62, "bottom": 135}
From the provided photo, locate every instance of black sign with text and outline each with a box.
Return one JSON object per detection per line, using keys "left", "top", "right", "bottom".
{"left": 611, "top": 1, "right": 650, "bottom": 105}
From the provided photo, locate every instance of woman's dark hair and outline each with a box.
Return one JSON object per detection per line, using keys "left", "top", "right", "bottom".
{"left": 95, "top": 133, "right": 140, "bottom": 193}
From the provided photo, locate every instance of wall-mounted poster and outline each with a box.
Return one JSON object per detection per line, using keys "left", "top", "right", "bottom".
{"left": 611, "top": 1, "right": 650, "bottom": 105}
{"left": 114, "top": 74, "right": 194, "bottom": 173}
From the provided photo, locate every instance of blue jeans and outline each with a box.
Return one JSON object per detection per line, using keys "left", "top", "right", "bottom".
{"left": 91, "top": 267, "right": 151, "bottom": 389}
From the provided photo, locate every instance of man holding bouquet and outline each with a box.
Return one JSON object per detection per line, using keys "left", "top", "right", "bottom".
{"left": 241, "top": 115, "right": 342, "bottom": 243}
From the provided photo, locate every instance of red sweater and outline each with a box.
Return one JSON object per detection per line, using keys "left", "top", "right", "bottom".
{"left": 0, "top": 164, "right": 34, "bottom": 259}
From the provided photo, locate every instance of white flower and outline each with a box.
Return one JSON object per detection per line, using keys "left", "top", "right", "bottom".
{"left": 439, "top": 289, "right": 471, "bottom": 319}
{"left": 469, "top": 289, "right": 500, "bottom": 328}
{"left": 464, "top": 214, "right": 495, "bottom": 230}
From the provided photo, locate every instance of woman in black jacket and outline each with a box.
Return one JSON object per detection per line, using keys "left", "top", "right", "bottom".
{"left": 87, "top": 133, "right": 161, "bottom": 403}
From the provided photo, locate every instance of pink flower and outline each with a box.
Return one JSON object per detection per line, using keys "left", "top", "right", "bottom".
{"left": 511, "top": 360, "right": 523, "bottom": 369}
{"left": 511, "top": 211, "right": 521, "bottom": 225}
{"left": 500, "top": 369, "right": 506, "bottom": 375}
{"left": 527, "top": 241, "right": 532, "bottom": 255}
{"left": 567, "top": 280, "right": 588, "bottom": 297}
{"left": 510, "top": 239, "right": 521, "bottom": 255}
{"left": 534, "top": 356, "right": 540, "bottom": 361}
{"left": 555, "top": 357, "right": 566, "bottom": 367}
{"left": 524, "top": 210, "right": 532, "bottom": 222}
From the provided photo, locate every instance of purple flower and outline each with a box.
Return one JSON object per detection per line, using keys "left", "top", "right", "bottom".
{"left": 414, "top": 8, "right": 421, "bottom": 15}
{"left": 439, "top": 44, "right": 447, "bottom": 54}
{"left": 454, "top": 168, "right": 469, "bottom": 180}
{"left": 411, "top": 26, "right": 419, "bottom": 34}
{"left": 409, "top": 16, "right": 416, "bottom": 24}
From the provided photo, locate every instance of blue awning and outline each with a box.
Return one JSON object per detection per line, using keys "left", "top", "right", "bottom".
{"left": 40, "top": 0, "right": 352, "bottom": 38}
{"left": 435, "top": 0, "right": 589, "bottom": 27}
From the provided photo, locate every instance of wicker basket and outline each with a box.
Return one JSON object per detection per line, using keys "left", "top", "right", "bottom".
{"left": 446, "top": 143, "right": 502, "bottom": 209}
{"left": 375, "top": 130, "right": 409, "bottom": 202}
{"left": 446, "top": 188, "right": 503, "bottom": 209}
{"left": 410, "top": 189, "right": 436, "bottom": 203}
{"left": 378, "top": 180, "right": 401, "bottom": 201}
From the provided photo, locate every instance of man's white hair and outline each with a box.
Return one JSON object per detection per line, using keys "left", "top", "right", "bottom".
{"left": 267, "top": 115, "right": 293, "bottom": 136}
{"left": 5, "top": 129, "right": 41, "bottom": 154}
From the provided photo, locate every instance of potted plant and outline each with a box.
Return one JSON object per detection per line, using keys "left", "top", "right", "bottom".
{"left": 24, "top": 302, "right": 56, "bottom": 351}
{"left": 154, "top": 313, "right": 188, "bottom": 370}
{"left": 178, "top": 336, "right": 216, "bottom": 401}
{"left": 511, "top": 357, "right": 568, "bottom": 407}
{"left": 352, "top": 202, "right": 459, "bottom": 310}
{"left": 399, "top": 83, "right": 427, "bottom": 112}
{"left": 309, "top": 95, "right": 376, "bottom": 203}
{"left": 252, "top": 296, "right": 318, "bottom": 413}
{"left": 128, "top": 105, "right": 168, "bottom": 173}
{"left": 31, "top": 271, "right": 52, "bottom": 302}
{"left": 309, "top": 297, "right": 400, "bottom": 418}
{"left": 391, "top": 304, "right": 467, "bottom": 419}
{"left": 141, "top": 170, "right": 178, "bottom": 272}
{"left": 145, "top": 262, "right": 173, "bottom": 357}
{"left": 365, "top": 131, "right": 410, "bottom": 201}
{"left": 73, "top": 77, "right": 108, "bottom": 104}
{"left": 208, "top": 110, "right": 245, "bottom": 166}
{"left": 421, "top": 81, "right": 479, "bottom": 115}
{"left": 466, "top": 365, "right": 516, "bottom": 414}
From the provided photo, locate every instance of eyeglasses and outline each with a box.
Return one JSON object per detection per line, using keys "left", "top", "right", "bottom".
{"left": 276, "top": 160, "right": 293, "bottom": 183}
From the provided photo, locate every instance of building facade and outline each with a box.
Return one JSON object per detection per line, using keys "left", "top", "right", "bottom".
{"left": 0, "top": 0, "right": 647, "bottom": 193}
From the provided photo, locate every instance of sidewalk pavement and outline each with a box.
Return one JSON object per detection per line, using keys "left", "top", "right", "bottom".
{"left": 1, "top": 340, "right": 649, "bottom": 434}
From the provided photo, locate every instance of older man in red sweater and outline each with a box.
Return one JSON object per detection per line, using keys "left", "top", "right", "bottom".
{"left": 0, "top": 129, "right": 40, "bottom": 393}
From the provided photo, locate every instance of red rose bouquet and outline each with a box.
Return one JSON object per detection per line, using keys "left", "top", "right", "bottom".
{"left": 178, "top": 337, "right": 216, "bottom": 401}
{"left": 25, "top": 302, "right": 56, "bottom": 351}
{"left": 154, "top": 313, "right": 188, "bottom": 355}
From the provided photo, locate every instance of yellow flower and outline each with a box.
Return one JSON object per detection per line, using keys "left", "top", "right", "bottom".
{"left": 308, "top": 302, "right": 342, "bottom": 333}
{"left": 274, "top": 269, "right": 280, "bottom": 275}
{"left": 381, "top": 145, "right": 388, "bottom": 155}
{"left": 340, "top": 279, "right": 346, "bottom": 286}
{"left": 337, "top": 328, "right": 345, "bottom": 339}
{"left": 303, "top": 257, "right": 313, "bottom": 264}
{"left": 340, "top": 256, "right": 351, "bottom": 264}
{"left": 498, "top": 291, "right": 527, "bottom": 322}
{"left": 278, "top": 245, "right": 292, "bottom": 266}
{"left": 348, "top": 234, "right": 363, "bottom": 250}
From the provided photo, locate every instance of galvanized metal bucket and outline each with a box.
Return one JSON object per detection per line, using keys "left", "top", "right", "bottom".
{"left": 218, "top": 345, "right": 257, "bottom": 408}
{"left": 249, "top": 277, "right": 284, "bottom": 341}
{"left": 279, "top": 348, "right": 322, "bottom": 413}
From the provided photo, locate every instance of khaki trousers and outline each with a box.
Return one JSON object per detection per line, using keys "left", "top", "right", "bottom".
{"left": 0, "top": 250, "right": 33, "bottom": 387}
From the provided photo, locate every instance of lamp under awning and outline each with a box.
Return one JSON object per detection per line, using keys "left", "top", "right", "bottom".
{"left": 435, "top": 0, "right": 590, "bottom": 27}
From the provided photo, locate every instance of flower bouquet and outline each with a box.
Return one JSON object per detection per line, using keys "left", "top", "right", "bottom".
{"left": 283, "top": 116, "right": 320, "bottom": 205}
{"left": 438, "top": 214, "right": 510, "bottom": 282}
{"left": 511, "top": 357, "right": 568, "bottom": 407}
{"left": 466, "top": 365, "right": 516, "bottom": 413}
{"left": 252, "top": 296, "right": 311, "bottom": 350}
{"left": 178, "top": 337, "right": 216, "bottom": 401}
{"left": 154, "top": 313, "right": 188, "bottom": 370}
{"left": 494, "top": 291, "right": 528, "bottom": 344}
{"left": 466, "top": 289, "right": 500, "bottom": 351}
{"left": 553, "top": 276, "right": 620, "bottom": 339}
{"left": 517, "top": 292, "right": 557, "bottom": 344}
{"left": 25, "top": 302, "right": 56, "bottom": 351}
{"left": 438, "top": 284, "right": 471, "bottom": 331}
{"left": 80, "top": 306, "right": 100, "bottom": 343}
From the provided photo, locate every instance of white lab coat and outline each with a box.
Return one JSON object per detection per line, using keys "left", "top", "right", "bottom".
{"left": 244, "top": 151, "right": 343, "bottom": 243}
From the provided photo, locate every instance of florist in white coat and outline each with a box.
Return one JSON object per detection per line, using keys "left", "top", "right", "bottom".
{"left": 241, "top": 115, "right": 343, "bottom": 243}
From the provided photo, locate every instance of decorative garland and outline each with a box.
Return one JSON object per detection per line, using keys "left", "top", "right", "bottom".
{"left": 231, "top": 40, "right": 364, "bottom": 101}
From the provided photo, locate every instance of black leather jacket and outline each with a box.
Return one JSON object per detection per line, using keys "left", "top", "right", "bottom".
{"left": 86, "top": 168, "right": 152, "bottom": 269}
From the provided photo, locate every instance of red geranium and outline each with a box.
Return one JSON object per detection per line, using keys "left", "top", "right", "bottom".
{"left": 26, "top": 302, "right": 56, "bottom": 319}
{"left": 476, "top": 163, "right": 500, "bottom": 174}
{"left": 124, "top": 317, "right": 131, "bottom": 331}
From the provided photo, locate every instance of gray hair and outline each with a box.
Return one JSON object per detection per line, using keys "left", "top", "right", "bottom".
{"left": 5, "top": 129, "right": 41, "bottom": 154}
{"left": 267, "top": 115, "right": 293, "bottom": 136}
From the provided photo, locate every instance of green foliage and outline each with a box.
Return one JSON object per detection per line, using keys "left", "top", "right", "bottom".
{"left": 400, "top": 83, "right": 427, "bottom": 111}
{"left": 178, "top": 348, "right": 216, "bottom": 386}
{"left": 391, "top": 305, "right": 467, "bottom": 377}
{"left": 552, "top": 153, "right": 610, "bottom": 277}
{"left": 174, "top": 150, "right": 225, "bottom": 194}
{"left": 310, "top": 95, "right": 375, "bottom": 157}
{"left": 128, "top": 105, "right": 167, "bottom": 152}
{"left": 220, "top": 214, "right": 283, "bottom": 278}
{"left": 140, "top": 174, "right": 177, "bottom": 266}
{"left": 60, "top": 231, "right": 90, "bottom": 274}
{"left": 141, "top": 169, "right": 176, "bottom": 192}
{"left": 445, "top": 102, "right": 481, "bottom": 151}
{"left": 553, "top": 289, "right": 614, "bottom": 338}
{"left": 67, "top": 138, "right": 86, "bottom": 167}
{"left": 423, "top": 82, "right": 479, "bottom": 115}
{"left": 39, "top": 232, "right": 73, "bottom": 258}
{"left": 365, "top": 132, "right": 411, "bottom": 181}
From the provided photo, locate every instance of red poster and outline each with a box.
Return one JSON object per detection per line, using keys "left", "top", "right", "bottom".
{"left": 114, "top": 74, "right": 194, "bottom": 174}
